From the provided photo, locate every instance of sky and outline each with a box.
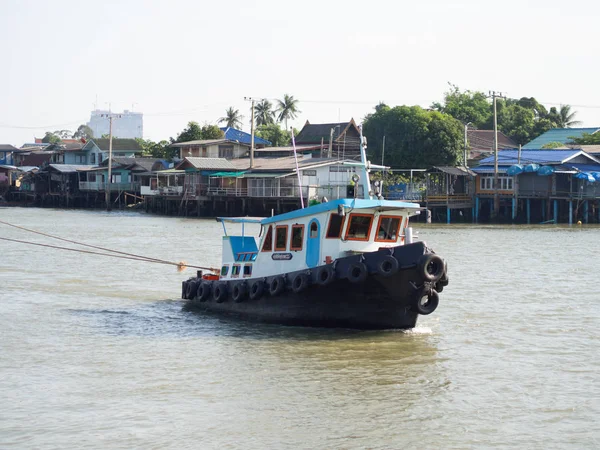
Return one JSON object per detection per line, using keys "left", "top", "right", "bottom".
{"left": 1, "top": 0, "right": 600, "bottom": 146}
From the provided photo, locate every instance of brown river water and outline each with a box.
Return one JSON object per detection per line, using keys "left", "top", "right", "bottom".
{"left": 0, "top": 207, "right": 599, "bottom": 449}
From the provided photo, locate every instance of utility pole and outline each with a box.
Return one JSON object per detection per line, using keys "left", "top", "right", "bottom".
{"left": 490, "top": 91, "right": 505, "bottom": 220}
{"left": 463, "top": 122, "right": 472, "bottom": 167}
{"left": 381, "top": 135, "right": 386, "bottom": 166}
{"left": 102, "top": 113, "right": 121, "bottom": 211}
{"left": 244, "top": 97, "right": 260, "bottom": 169}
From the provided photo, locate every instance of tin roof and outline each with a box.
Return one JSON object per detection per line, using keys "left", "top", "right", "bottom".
{"left": 48, "top": 164, "right": 96, "bottom": 173}
{"left": 176, "top": 157, "right": 236, "bottom": 170}
{"left": 220, "top": 127, "right": 271, "bottom": 146}
{"left": 430, "top": 166, "right": 476, "bottom": 176}
{"left": 478, "top": 149, "right": 588, "bottom": 165}
{"left": 523, "top": 128, "right": 600, "bottom": 149}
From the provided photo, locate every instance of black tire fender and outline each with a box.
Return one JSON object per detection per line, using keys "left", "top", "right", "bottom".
{"left": 291, "top": 273, "right": 309, "bottom": 293}
{"left": 182, "top": 281, "right": 189, "bottom": 299}
{"left": 213, "top": 282, "right": 228, "bottom": 303}
{"left": 413, "top": 288, "right": 439, "bottom": 315}
{"left": 347, "top": 262, "right": 368, "bottom": 284}
{"left": 232, "top": 282, "right": 247, "bottom": 303}
{"left": 197, "top": 281, "right": 212, "bottom": 301}
{"left": 418, "top": 254, "right": 445, "bottom": 282}
{"left": 185, "top": 281, "right": 197, "bottom": 300}
{"left": 248, "top": 280, "right": 264, "bottom": 300}
{"left": 269, "top": 276, "right": 285, "bottom": 296}
{"left": 377, "top": 255, "right": 399, "bottom": 277}
{"left": 316, "top": 265, "right": 335, "bottom": 286}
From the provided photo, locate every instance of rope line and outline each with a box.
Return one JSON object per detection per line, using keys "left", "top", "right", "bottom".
{"left": 0, "top": 219, "right": 219, "bottom": 273}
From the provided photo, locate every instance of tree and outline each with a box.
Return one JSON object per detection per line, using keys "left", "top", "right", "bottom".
{"left": 556, "top": 105, "right": 582, "bottom": 128}
{"left": 276, "top": 94, "right": 301, "bottom": 130}
{"left": 363, "top": 104, "right": 463, "bottom": 168}
{"left": 136, "top": 138, "right": 176, "bottom": 160}
{"left": 432, "top": 84, "right": 491, "bottom": 128}
{"left": 174, "top": 121, "right": 204, "bottom": 143}
{"left": 53, "top": 129, "right": 72, "bottom": 139}
{"left": 200, "top": 124, "right": 224, "bottom": 140}
{"left": 256, "top": 124, "right": 295, "bottom": 147}
{"left": 541, "top": 141, "right": 566, "bottom": 149}
{"left": 218, "top": 107, "right": 244, "bottom": 129}
{"left": 41, "top": 132, "right": 61, "bottom": 144}
{"left": 569, "top": 132, "right": 600, "bottom": 145}
{"left": 254, "top": 99, "right": 275, "bottom": 126}
{"left": 72, "top": 124, "right": 94, "bottom": 140}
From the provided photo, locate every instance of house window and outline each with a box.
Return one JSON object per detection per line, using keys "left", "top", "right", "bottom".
{"left": 218, "top": 145, "right": 234, "bottom": 159}
{"left": 243, "top": 264, "right": 252, "bottom": 277}
{"left": 90, "top": 153, "right": 96, "bottom": 164}
{"left": 89, "top": 173, "right": 96, "bottom": 182}
{"left": 290, "top": 225, "right": 304, "bottom": 251}
{"left": 262, "top": 225, "right": 273, "bottom": 252}
{"left": 221, "top": 265, "right": 229, "bottom": 276}
{"left": 232, "top": 265, "right": 241, "bottom": 277}
{"left": 202, "top": 147, "right": 207, "bottom": 157}
{"left": 480, "top": 176, "right": 513, "bottom": 191}
{"left": 275, "top": 226, "right": 288, "bottom": 251}
{"left": 75, "top": 154, "right": 86, "bottom": 164}
{"left": 326, "top": 213, "right": 344, "bottom": 239}
{"left": 112, "top": 174, "right": 121, "bottom": 183}
{"left": 375, "top": 216, "right": 402, "bottom": 242}
{"left": 302, "top": 169, "right": 317, "bottom": 176}
{"left": 345, "top": 214, "right": 373, "bottom": 241}
{"left": 310, "top": 221, "right": 318, "bottom": 238}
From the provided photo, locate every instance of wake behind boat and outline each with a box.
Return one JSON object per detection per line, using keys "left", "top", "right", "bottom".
{"left": 181, "top": 131, "right": 448, "bottom": 329}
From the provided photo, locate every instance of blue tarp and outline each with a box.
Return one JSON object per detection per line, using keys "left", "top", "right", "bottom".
{"left": 524, "top": 164, "right": 540, "bottom": 173}
{"left": 506, "top": 164, "right": 523, "bottom": 176}
{"left": 537, "top": 166, "right": 555, "bottom": 176}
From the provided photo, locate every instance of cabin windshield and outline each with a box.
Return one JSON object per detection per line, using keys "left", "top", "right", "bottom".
{"left": 345, "top": 214, "right": 373, "bottom": 241}
{"left": 375, "top": 216, "right": 402, "bottom": 242}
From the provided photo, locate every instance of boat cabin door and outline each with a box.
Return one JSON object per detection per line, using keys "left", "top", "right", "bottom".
{"left": 306, "top": 219, "right": 320, "bottom": 268}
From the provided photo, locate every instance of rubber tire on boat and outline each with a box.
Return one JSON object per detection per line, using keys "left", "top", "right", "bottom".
{"left": 249, "top": 280, "right": 264, "bottom": 300}
{"left": 291, "top": 273, "right": 309, "bottom": 293}
{"left": 347, "top": 262, "right": 368, "bottom": 284}
{"left": 185, "top": 281, "right": 197, "bottom": 300}
{"left": 269, "top": 276, "right": 285, "bottom": 296}
{"left": 316, "top": 265, "right": 335, "bottom": 286}
{"left": 413, "top": 288, "right": 439, "bottom": 315}
{"left": 213, "top": 282, "right": 228, "bottom": 303}
{"left": 232, "top": 282, "right": 247, "bottom": 303}
{"left": 197, "top": 281, "right": 212, "bottom": 302}
{"left": 418, "top": 254, "right": 445, "bottom": 283}
{"left": 377, "top": 255, "right": 399, "bottom": 277}
{"left": 182, "top": 281, "right": 189, "bottom": 299}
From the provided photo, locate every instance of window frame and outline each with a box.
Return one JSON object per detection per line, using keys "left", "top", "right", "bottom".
{"left": 374, "top": 215, "right": 403, "bottom": 243}
{"left": 326, "top": 213, "right": 345, "bottom": 239}
{"left": 344, "top": 213, "right": 374, "bottom": 242}
{"left": 261, "top": 225, "right": 273, "bottom": 252}
{"left": 274, "top": 225, "right": 288, "bottom": 251}
{"left": 221, "top": 265, "right": 229, "bottom": 276}
{"left": 243, "top": 264, "right": 252, "bottom": 277}
{"left": 290, "top": 224, "right": 305, "bottom": 251}
{"left": 231, "top": 264, "right": 241, "bottom": 278}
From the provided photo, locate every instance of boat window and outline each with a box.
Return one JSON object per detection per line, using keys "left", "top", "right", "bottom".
{"left": 310, "top": 221, "right": 318, "bottom": 238}
{"left": 345, "top": 214, "right": 373, "bottom": 241}
{"left": 375, "top": 216, "right": 402, "bottom": 242}
{"left": 290, "top": 225, "right": 304, "bottom": 251}
{"left": 262, "top": 226, "right": 273, "bottom": 252}
{"left": 221, "top": 265, "right": 229, "bottom": 276}
{"left": 232, "top": 265, "right": 241, "bottom": 277}
{"left": 275, "top": 226, "right": 288, "bottom": 251}
{"left": 326, "top": 213, "right": 344, "bottom": 238}
{"left": 243, "top": 264, "right": 252, "bottom": 276}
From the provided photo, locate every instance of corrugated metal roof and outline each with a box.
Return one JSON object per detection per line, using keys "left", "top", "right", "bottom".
{"left": 523, "top": 128, "right": 600, "bottom": 149}
{"left": 0, "top": 144, "right": 18, "bottom": 151}
{"left": 220, "top": 127, "right": 271, "bottom": 146}
{"left": 430, "top": 166, "right": 476, "bottom": 176}
{"left": 478, "top": 149, "right": 582, "bottom": 165}
{"left": 178, "top": 157, "right": 236, "bottom": 170}
{"left": 471, "top": 165, "right": 508, "bottom": 174}
{"left": 49, "top": 164, "right": 96, "bottom": 173}
{"left": 170, "top": 139, "right": 230, "bottom": 147}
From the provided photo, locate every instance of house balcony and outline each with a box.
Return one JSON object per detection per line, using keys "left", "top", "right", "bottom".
{"left": 79, "top": 181, "right": 140, "bottom": 192}
{"left": 141, "top": 185, "right": 184, "bottom": 196}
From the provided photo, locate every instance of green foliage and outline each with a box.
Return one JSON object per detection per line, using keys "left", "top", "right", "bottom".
{"left": 369, "top": 170, "right": 409, "bottom": 185}
{"left": 41, "top": 132, "right": 61, "bottom": 144}
{"left": 276, "top": 94, "right": 301, "bottom": 129}
{"left": 136, "top": 138, "right": 176, "bottom": 160}
{"left": 173, "top": 121, "right": 223, "bottom": 143}
{"left": 541, "top": 141, "right": 566, "bottom": 149}
{"left": 432, "top": 84, "right": 491, "bottom": 128}
{"left": 219, "top": 107, "right": 244, "bottom": 129}
{"left": 256, "top": 124, "right": 297, "bottom": 147}
{"left": 569, "top": 132, "right": 600, "bottom": 145}
{"left": 72, "top": 124, "right": 94, "bottom": 140}
{"left": 363, "top": 105, "right": 463, "bottom": 168}
{"left": 254, "top": 99, "right": 275, "bottom": 126}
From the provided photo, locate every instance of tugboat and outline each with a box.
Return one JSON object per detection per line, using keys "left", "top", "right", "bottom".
{"left": 181, "top": 132, "right": 448, "bottom": 329}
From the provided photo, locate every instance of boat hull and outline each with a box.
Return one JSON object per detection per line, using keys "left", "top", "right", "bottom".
{"left": 182, "top": 242, "right": 448, "bottom": 330}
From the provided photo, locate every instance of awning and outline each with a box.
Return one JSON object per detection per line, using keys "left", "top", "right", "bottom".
{"left": 209, "top": 171, "right": 246, "bottom": 178}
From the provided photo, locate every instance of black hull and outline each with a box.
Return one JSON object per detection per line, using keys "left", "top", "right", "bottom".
{"left": 182, "top": 242, "right": 448, "bottom": 330}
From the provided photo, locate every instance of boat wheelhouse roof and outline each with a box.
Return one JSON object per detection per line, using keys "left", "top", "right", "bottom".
{"left": 217, "top": 198, "right": 421, "bottom": 226}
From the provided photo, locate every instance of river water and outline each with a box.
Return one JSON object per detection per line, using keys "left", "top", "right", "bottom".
{"left": 0, "top": 207, "right": 598, "bottom": 449}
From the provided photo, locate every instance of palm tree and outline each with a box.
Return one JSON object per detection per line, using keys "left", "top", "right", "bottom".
{"left": 218, "top": 107, "right": 244, "bottom": 129}
{"left": 557, "top": 105, "right": 582, "bottom": 128}
{"left": 254, "top": 99, "right": 275, "bottom": 126}
{"left": 276, "top": 94, "right": 301, "bottom": 130}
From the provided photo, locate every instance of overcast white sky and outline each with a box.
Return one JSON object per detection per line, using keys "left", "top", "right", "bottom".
{"left": 1, "top": 0, "right": 599, "bottom": 146}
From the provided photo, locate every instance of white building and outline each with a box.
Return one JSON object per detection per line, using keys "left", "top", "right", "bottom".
{"left": 87, "top": 109, "right": 143, "bottom": 139}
